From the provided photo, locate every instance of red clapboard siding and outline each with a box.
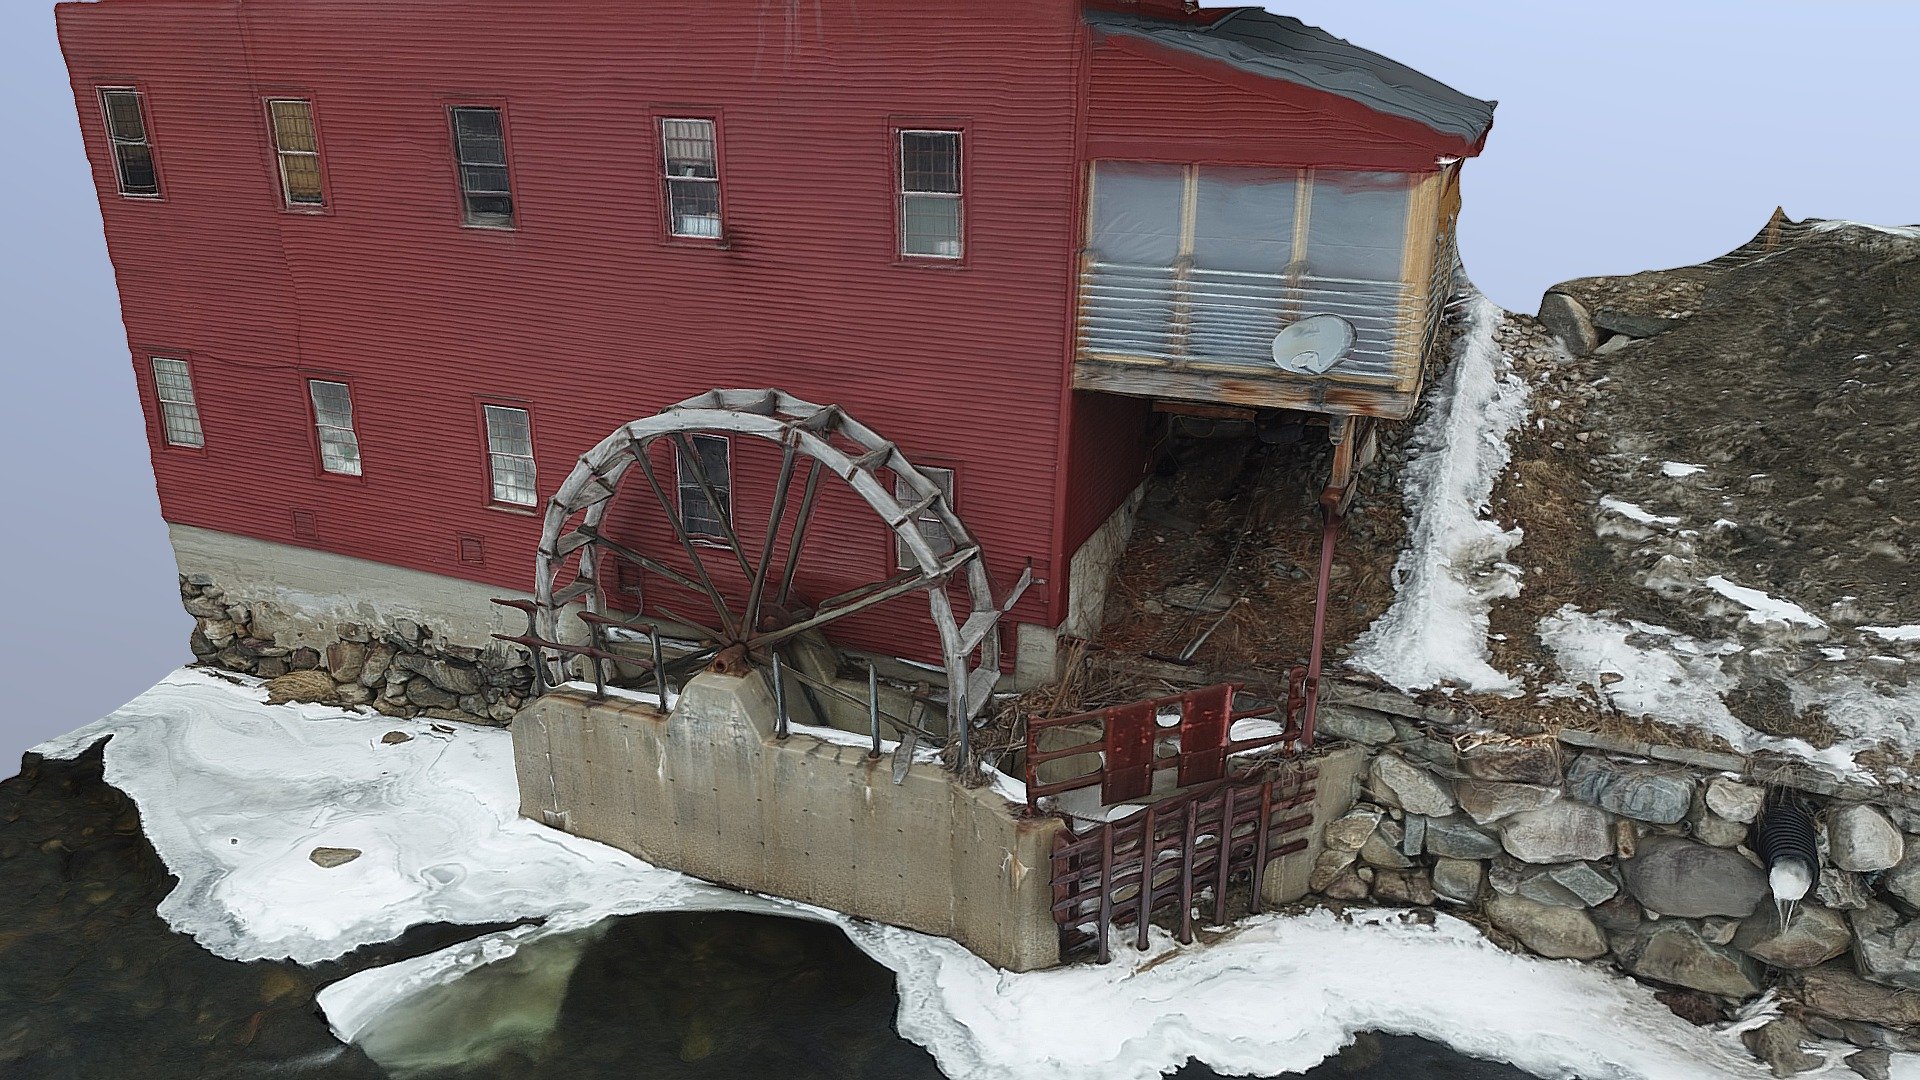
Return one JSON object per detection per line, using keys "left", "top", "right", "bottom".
{"left": 58, "top": 0, "right": 1112, "bottom": 670}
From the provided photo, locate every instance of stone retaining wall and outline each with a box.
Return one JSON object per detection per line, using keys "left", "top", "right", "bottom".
{"left": 1314, "top": 701, "right": 1919, "bottom": 1078}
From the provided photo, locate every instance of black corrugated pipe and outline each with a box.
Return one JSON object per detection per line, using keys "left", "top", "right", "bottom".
{"left": 1754, "top": 788, "right": 1820, "bottom": 918}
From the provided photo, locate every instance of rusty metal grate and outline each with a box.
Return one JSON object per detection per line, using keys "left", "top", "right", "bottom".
{"left": 1049, "top": 765, "right": 1317, "bottom": 964}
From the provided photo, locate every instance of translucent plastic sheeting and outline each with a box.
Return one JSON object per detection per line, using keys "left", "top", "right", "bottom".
{"left": 1083, "top": 162, "right": 1416, "bottom": 378}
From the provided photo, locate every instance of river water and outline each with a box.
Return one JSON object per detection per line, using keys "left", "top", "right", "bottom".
{"left": 0, "top": 744, "right": 1531, "bottom": 1080}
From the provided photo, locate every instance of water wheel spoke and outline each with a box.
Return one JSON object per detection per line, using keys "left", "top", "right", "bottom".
{"left": 574, "top": 525, "right": 711, "bottom": 603}
{"left": 630, "top": 441, "right": 741, "bottom": 641}
{"left": 743, "top": 434, "right": 800, "bottom": 638}
{"left": 776, "top": 458, "right": 825, "bottom": 609}
{"left": 747, "top": 549, "right": 972, "bottom": 653}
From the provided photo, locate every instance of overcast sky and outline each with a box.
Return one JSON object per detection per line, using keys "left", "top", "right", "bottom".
{"left": 0, "top": 1, "right": 1914, "bottom": 763}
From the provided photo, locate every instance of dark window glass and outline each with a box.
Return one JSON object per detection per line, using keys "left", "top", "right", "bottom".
{"left": 677, "top": 435, "right": 733, "bottom": 539}
{"left": 451, "top": 107, "right": 514, "bottom": 227}
{"left": 100, "top": 89, "right": 161, "bottom": 197}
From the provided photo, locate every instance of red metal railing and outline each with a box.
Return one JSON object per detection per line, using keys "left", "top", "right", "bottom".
{"left": 1049, "top": 764, "right": 1318, "bottom": 963}
{"left": 1022, "top": 679, "right": 1308, "bottom": 812}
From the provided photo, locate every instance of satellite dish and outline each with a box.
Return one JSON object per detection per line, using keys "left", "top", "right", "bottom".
{"left": 1272, "top": 314, "right": 1356, "bottom": 375}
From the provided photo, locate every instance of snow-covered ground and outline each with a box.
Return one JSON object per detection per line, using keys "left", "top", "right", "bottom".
{"left": 34, "top": 668, "right": 1901, "bottom": 1079}
{"left": 1350, "top": 293, "right": 1531, "bottom": 695}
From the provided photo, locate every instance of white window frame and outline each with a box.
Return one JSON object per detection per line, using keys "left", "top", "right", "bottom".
{"left": 676, "top": 434, "right": 733, "bottom": 542}
{"left": 99, "top": 87, "right": 161, "bottom": 199}
{"left": 267, "top": 98, "right": 324, "bottom": 208}
{"left": 660, "top": 117, "right": 722, "bottom": 239}
{"left": 483, "top": 404, "right": 537, "bottom": 506}
{"left": 307, "top": 380, "right": 362, "bottom": 476}
{"left": 150, "top": 357, "right": 203, "bottom": 448}
{"left": 897, "top": 129, "right": 963, "bottom": 260}
{"left": 895, "top": 466, "right": 957, "bottom": 568}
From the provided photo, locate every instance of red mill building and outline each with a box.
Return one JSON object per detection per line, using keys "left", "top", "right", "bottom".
{"left": 64, "top": 0, "right": 1491, "bottom": 967}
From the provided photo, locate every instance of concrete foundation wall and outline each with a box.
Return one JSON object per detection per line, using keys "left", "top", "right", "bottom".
{"left": 1063, "top": 483, "right": 1147, "bottom": 643}
{"left": 1262, "top": 743, "right": 1369, "bottom": 906}
{"left": 513, "top": 676, "right": 1066, "bottom": 971}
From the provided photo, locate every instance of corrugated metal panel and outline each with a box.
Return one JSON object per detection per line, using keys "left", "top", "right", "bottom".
{"left": 58, "top": 0, "right": 1103, "bottom": 670}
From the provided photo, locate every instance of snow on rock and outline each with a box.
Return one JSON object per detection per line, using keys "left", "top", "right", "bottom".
{"left": 1537, "top": 607, "right": 1864, "bottom": 778}
{"left": 30, "top": 668, "right": 738, "bottom": 964}
{"left": 1702, "top": 575, "right": 1826, "bottom": 629}
{"left": 1809, "top": 219, "right": 1920, "bottom": 241}
{"left": 1864, "top": 626, "right": 1920, "bottom": 643}
{"left": 1350, "top": 293, "right": 1530, "bottom": 695}
{"left": 1660, "top": 462, "right": 1707, "bottom": 478}
{"left": 1599, "top": 497, "right": 1682, "bottom": 527}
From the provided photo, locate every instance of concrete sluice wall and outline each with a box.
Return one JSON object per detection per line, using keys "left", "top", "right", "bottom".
{"left": 512, "top": 676, "right": 1366, "bottom": 972}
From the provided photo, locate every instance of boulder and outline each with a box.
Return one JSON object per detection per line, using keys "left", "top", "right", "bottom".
{"left": 1372, "top": 869, "right": 1435, "bottom": 906}
{"left": 1829, "top": 805, "right": 1904, "bottom": 872}
{"left": 1456, "top": 780, "right": 1559, "bottom": 825}
{"left": 1317, "top": 705, "right": 1396, "bottom": 746}
{"left": 1499, "top": 801, "right": 1613, "bottom": 864}
{"left": 1323, "top": 868, "right": 1370, "bottom": 902}
{"left": 1880, "top": 844, "right": 1920, "bottom": 908}
{"left": 1565, "top": 755, "right": 1693, "bottom": 825}
{"left": 308, "top": 846, "right": 362, "bottom": 868}
{"left": 407, "top": 682, "right": 461, "bottom": 710}
{"left": 1687, "top": 797, "right": 1748, "bottom": 848}
{"left": 358, "top": 641, "right": 398, "bottom": 688}
{"left": 1611, "top": 921, "right": 1764, "bottom": 998}
{"left": 1734, "top": 903, "right": 1851, "bottom": 969}
{"left": 1367, "top": 755, "right": 1455, "bottom": 817}
{"left": 1538, "top": 291, "right": 1598, "bottom": 357}
{"left": 1485, "top": 893, "right": 1608, "bottom": 960}
{"left": 1850, "top": 901, "right": 1920, "bottom": 990}
{"left": 326, "top": 640, "right": 369, "bottom": 683}
{"left": 1421, "top": 815, "right": 1502, "bottom": 860}
{"left": 1739, "top": 1017, "right": 1824, "bottom": 1078}
{"left": 1324, "top": 807, "right": 1384, "bottom": 852}
{"left": 1459, "top": 736, "right": 1561, "bottom": 785}
{"left": 1707, "top": 778, "right": 1765, "bottom": 824}
{"left": 1548, "top": 862, "right": 1620, "bottom": 907}
{"left": 1592, "top": 308, "right": 1683, "bottom": 340}
{"left": 1797, "top": 962, "right": 1920, "bottom": 1027}
{"left": 1310, "top": 848, "right": 1360, "bottom": 892}
{"left": 1591, "top": 894, "right": 1646, "bottom": 933}
{"left": 394, "top": 653, "right": 486, "bottom": 696}
{"left": 1620, "top": 836, "right": 1767, "bottom": 918}
{"left": 1360, "top": 819, "right": 1415, "bottom": 870}
{"left": 1847, "top": 1049, "right": 1892, "bottom": 1080}
{"left": 1819, "top": 868, "right": 1875, "bottom": 912}
{"left": 1432, "top": 858, "right": 1484, "bottom": 903}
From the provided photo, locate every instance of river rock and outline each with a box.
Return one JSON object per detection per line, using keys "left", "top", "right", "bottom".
{"left": 1847, "top": 1049, "right": 1892, "bottom": 1080}
{"left": 1819, "top": 868, "right": 1875, "bottom": 912}
{"left": 1611, "top": 921, "right": 1764, "bottom": 998}
{"left": 1367, "top": 755, "right": 1455, "bottom": 817}
{"left": 1829, "top": 805, "right": 1904, "bottom": 872}
{"left": 394, "top": 654, "right": 487, "bottom": 696}
{"left": 1361, "top": 819, "right": 1415, "bottom": 870}
{"left": 1432, "top": 858, "right": 1483, "bottom": 903}
{"left": 1592, "top": 893, "right": 1646, "bottom": 933}
{"left": 358, "top": 642, "right": 398, "bottom": 687}
{"left": 1459, "top": 736, "right": 1561, "bottom": 785}
{"left": 1456, "top": 780, "right": 1558, "bottom": 825}
{"left": 309, "top": 846, "right": 362, "bottom": 868}
{"left": 1880, "top": 844, "right": 1920, "bottom": 908}
{"left": 1798, "top": 963, "right": 1920, "bottom": 1027}
{"left": 1565, "top": 755, "right": 1693, "bottom": 825}
{"left": 1620, "top": 836, "right": 1767, "bottom": 918}
{"left": 1422, "top": 815, "right": 1502, "bottom": 860}
{"left": 1324, "top": 807, "right": 1383, "bottom": 852}
{"left": 1323, "top": 868, "right": 1370, "bottom": 902}
{"left": 1849, "top": 901, "right": 1920, "bottom": 989}
{"left": 1310, "top": 848, "right": 1360, "bottom": 892}
{"left": 1740, "top": 1017, "right": 1824, "bottom": 1078}
{"left": 1372, "top": 868, "right": 1435, "bottom": 906}
{"left": 1707, "top": 778, "right": 1765, "bottom": 824}
{"left": 1548, "top": 862, "right": 1619, "bottom": 907}
{"left": 325, "top": 640, "right": 368, "bottom": 683}
{"left": 1687, "top": 796, "right": 1748, "bottom": 848}
{"left": 1734, "top": 903, "right": 1851, "bottom": 969}
{"left": 1499, "top": 801, "right": 1612, "bottom": 864}
{"left": 1538, "top": 291, "right": 1598, "bottom": 357}
{"left": 1486, "top": 893, "right": 1607, "bottom": 959}
{"left": 1317, "top": 705, "right": 1396, "bottom": 745}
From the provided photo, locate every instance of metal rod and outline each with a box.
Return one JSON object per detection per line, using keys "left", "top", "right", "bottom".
{"left": 1250, "top": 781, "right": 1273, "bottom": 914}
{"left": 1178, "top": 800, "right": 1199, "bottom": 945}
{"left": 585, "top": 614, "right": 607, "bottom": 698}
{"left": 1303, "top": 506, "right": 1341, "bottom": 750}
{"left": 867, "top": 663, "right": 882, "bottom": 759}
{"left": 1136, "top": 805, "right": 1157, "bottom": 953}
{"left": 650, "top": 627, "right": 668, "bottom": 708}
{"left": 771, "top": 651, "right": 789, "bottom": 740}
{"left": 1214, "top": 786, "right": 1236, "bottom": 926}
{"left": 1097, "top": 825, "right": 1115, "bottom": 965}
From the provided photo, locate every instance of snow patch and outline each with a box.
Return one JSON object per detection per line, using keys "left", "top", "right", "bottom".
{"left": 1659, "top": 461, "right": 1707, "bottom": 478}
{"left": 1864, "top": 625, "right": 1920, "bottom": 643}
{"left": 1350, "top": 294, "right": 1529, "bottom": 695}
{"left": 1702, "top": 575, "right": 1826, "bottom": 628}
{"left": 1599, "top": 497, "right": 1681, "bottom": 527}
{"left": 1810, "top": 219, "right": 1920, "bottom": 241}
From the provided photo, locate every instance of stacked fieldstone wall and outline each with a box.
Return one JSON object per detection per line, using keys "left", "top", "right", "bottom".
{"left": 1313, "top": 701, "right": 1920, "bottom": 1079}
{"left": 180, "top": 575, "right": 535, "bottom": 727}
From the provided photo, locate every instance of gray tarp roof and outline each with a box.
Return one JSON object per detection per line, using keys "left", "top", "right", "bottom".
{"left": 1086, "top": 8, "right": 1496, "bottom": 146}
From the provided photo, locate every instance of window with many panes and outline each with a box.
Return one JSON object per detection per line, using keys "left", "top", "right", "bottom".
{"left": 307, "top": 380, "right": 361, "bottom": 475}
{"left": 661, "top": 118, "right": 722, "bottom": 239}
{"left": 150, "top": 358, "right": 202, "bottom": 447}
{"left": 99, "top": 88, "right": 160, "bottom": 197}
{"left": 676, "top": 434, "right": 733, "bottom": 540}
{"left": 898, "top": 130, "right": 962, "bottom": 259}
{"left": 484, "top": 405, "right": 536, "bottom": 505}
{"left": 268, "top": 99, "right": 324, "bottom": 208}
{"left": 895, "top": 466, "right": 957, "bottom": 567}
{"left": 450, "top": 107, "right": 514, "bottom": 228}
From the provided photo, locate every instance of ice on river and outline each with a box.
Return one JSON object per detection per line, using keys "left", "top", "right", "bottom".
{"left": 30, "top": 668, "right": 1905, "bottom": 1079}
